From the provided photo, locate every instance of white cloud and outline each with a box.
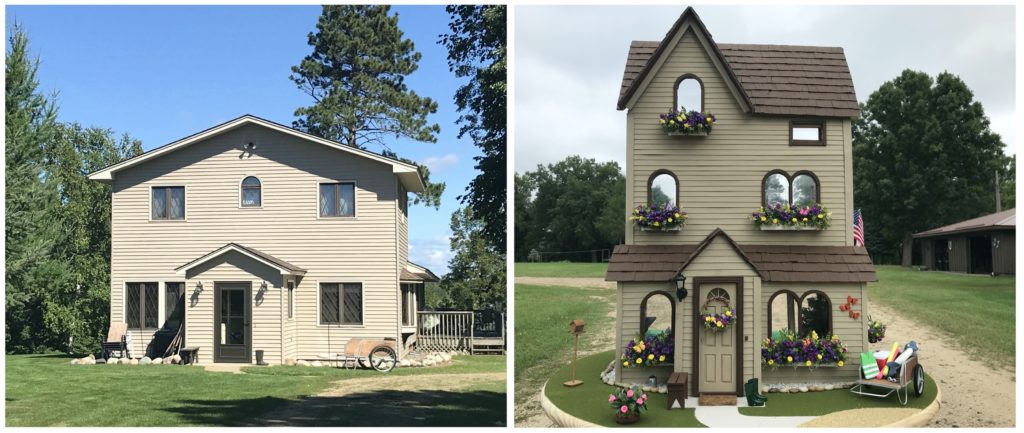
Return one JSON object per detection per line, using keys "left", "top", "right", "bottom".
{"left": 409, "top": 232, "right": 453, "bottom": 276}
{"left": 420, "top": 153, "right": 459, "bottom": 173}
{"left": 515, "top": 5, "right": 1016, "bottom": 174}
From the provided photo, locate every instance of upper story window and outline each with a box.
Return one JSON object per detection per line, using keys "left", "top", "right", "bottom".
{"left": 762, "top": 170, "right": 820, "bottom": 207}
{"left": 790, "top": 121, "right": 826, "bottom": 146}
{"left": 648, "top": 170, "right": 678, "bottom": 207}
{"left": 674, "top": 74, "right": 703, "bottom": 112}
{"left": 152, "top": 186, "right": 185, "bottom": 220}
{"left": 241, "top": 176, "right": 262, "bottom": 207}
{"left": 319, "top": 182, "right": 355, "bottom": 217}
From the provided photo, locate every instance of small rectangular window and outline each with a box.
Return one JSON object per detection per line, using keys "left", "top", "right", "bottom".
{"left": 319, "top": 182, "right": 355, "bottom": 217}
{"left": 790, "top": 121, "right": 826, "bottom": 146}
{"left": 152, "top": 186, "right": 185, "bottom": 219}
{"left": 342, "top": 283, "right": 363, "bottom": 325}
{"left": 319, "top": 282, "right": 362, "bottom": 325}
{"left": 126, "top": 282, "right": 159, "bottom": 329}
{"left": 287, "top": 281, "right": 294, "bottom": 319}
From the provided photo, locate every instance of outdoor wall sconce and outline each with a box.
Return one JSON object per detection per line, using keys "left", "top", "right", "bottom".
{"left": 674, "top": 272, "right": 687, "bottom": 302}
{"left": 190, "top": 282, "right": 203, "bottom": 307}
{"left": 255, "top": 281, "right": 268, "bottom": 306}
{"left": 245, "top": 141, "right": 256, "bottom": 151}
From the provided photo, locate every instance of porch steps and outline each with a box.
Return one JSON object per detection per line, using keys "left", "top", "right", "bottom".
{"left": 471, "top": 337, "right": 505, "bottom": 355}
{"left": 699, "top": 394, "right": 738, "bottom": 406}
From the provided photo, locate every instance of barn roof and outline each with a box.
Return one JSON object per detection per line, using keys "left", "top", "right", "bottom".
{"left": 913, "top": 208, "right": 1016, "bottom": 238}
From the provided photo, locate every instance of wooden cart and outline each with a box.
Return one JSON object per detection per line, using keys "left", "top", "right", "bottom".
{"left": 849, "top": 352, "right": 925, "bottom": 406}
{"left": 316, "top": 338, "right": 398, "bottom": 372}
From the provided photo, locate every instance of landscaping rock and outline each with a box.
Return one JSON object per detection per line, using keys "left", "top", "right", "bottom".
{"left": 658, "top": 385, "right": 668, "bottom": 393}
{"left": 799, "top": 386, "right": 809, "bottom": 392}
{"left": 171, "top": 354, "right": 182, "bottom": 364}
{"left": 296, "top": 360, "right": 310, "bottom": 366}
{"left": 129, "top": 358, "right": 139, "bottom": 365}
{"left": 284, "top": 357, "right": 296, "bottom": 366}
{"left": 769, "top": 387, "right": 780, "bottom": 393}
{"left": 152, "top": 357, "right": 162, "bottom": 365}
{"left": 824, "top": 384, "right": 834, "bottom": 391}
{"left": 310, "top": 360, "right": 323, "bottom": 367}
{"left": 140, "top": 356, "right": 152, "bottom": 365}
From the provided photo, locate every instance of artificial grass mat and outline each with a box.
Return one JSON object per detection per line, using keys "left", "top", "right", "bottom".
{"left": 738, "top": 372, "right": 937, "bottom": 416}
{"left": 543, "top": 350, "right": 706, "bottom": 427}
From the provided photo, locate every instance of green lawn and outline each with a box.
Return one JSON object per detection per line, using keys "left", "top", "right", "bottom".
{"left": 868, "top": 265, "right": 1015, "bottom": 367}
{"left": 738, "top": 372, "right": 936, "bottom": 416}
{"left": 515, "top": 262, "right": 610, "bottom": 278}
{"left": 514, "top": 283, "right": 615, "bottom": 423}
{"left": 544, "top": 350, "right": 704, "bottom": 427}
{"left": 6, "top": 353, "right": 505, "bottom": 426}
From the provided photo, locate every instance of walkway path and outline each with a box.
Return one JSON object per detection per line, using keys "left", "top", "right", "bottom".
{"left": 694, "top": 405, "right": 815, "bottom": 428}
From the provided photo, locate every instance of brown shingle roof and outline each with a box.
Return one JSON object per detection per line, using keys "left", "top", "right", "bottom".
{"left": 913, "top": 208, "right": 1015, "bottom": 238}
{"left": 617, "top": 9, "right": 860, "bottom": 118}
{"left": 401, "top": 262, "right": 440, "bottom": 283}
{"left": 605, "top": 232, "right": 876, "bottom": 283}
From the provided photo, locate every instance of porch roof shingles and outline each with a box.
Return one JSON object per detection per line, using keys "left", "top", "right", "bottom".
{"left": 605, "top": 243, "right": 876, "bottom": 283}
{"left": 175, "top": 243, "right": 306, "bottom": 275}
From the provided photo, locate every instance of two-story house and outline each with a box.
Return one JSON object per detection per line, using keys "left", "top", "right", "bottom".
{"left": 89, "top": 115, "right": 438, "bottom": 364}
{"left": 605, "top": 8, "right": 877, "bottom": 399}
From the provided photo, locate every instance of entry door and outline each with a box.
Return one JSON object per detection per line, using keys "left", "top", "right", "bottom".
{"left": 214, "top": 283, "right": 251, "bottom": 363}
{"left": 698, "top": 282, "right": 737, "bottom": 394}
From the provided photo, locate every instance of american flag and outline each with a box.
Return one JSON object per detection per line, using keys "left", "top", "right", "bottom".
{"left": 853, "top": 208, "right": 865, "bottom": 247}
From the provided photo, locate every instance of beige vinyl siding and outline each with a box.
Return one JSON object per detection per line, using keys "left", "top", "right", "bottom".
{"left": 110, "top": 124, "right": 401, "bottom": 363}
{"left": 615, "top": 282, "right": 677, "bottom": 386}
{"left": 625, "top": 29, "right": 852, "bottom": 247}
{"left": 760, "top": 282, "right": 869, "bottom": 383}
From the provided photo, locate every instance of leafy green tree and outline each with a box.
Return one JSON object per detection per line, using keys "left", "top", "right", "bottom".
{"left": 291, "top": 5, "right": 443, "bottom": 207}
{"left": 999, "top": 156, "right": 1015, "bottom": 209}
{"left": 441, "top": 5, "right": 507, "bottom": 251}
{"left": 516, "top": 156, "right": 625, "bottom": 261}
{"left": 853, "top": 70, "right": 1010, "bottom": 263}
{"left": 6, "top": 24, "right": 64, "bottom": 353}
{"left": 439, "top": 207, "right": 506, "bottom": 312}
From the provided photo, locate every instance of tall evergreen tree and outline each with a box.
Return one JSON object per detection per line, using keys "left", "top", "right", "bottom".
{"left": 6, "top": 24, "right": 64, "bottom": 353}
{"left": 439, "top": 207, "right": 506, "bottom": 312}
{"left": 441, "top": 5, "right": 507, "bottom": 251}
{"left": 290, "top": 5, "right": 443, "bottom": 208}
{"left": 853, "top": 69, "right": 1011, "bottom": 263}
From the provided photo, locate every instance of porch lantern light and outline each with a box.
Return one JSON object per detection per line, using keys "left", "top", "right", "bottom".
{"left": 674, "top": 272, "right": 687, "bottom": 302}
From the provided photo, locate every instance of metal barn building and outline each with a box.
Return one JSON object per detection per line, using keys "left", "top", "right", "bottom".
{"left": 914, "top": 208, "right": 1015, "bottom": 275}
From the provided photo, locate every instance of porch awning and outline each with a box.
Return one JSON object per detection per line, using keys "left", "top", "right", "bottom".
{"left": 400, "top": 262, "right": 440, "bottom": 283}
{"left": 175, "top": 243, "right": 306, "bottom": 276}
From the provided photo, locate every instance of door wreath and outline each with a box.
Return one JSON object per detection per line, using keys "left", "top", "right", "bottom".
{"left": 698, "top": 290, "right": 736, "bottom": 332}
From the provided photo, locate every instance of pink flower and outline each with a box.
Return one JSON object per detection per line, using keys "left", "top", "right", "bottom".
{"left": 626, "top": 389, "right": 634, "bottom": 398}
{"left": 620, "top": 405, "right": 628, "bottom": 413}
{"left": 637, "top": 398, "right": 644, "bottom": 405}
{"left": 641, "top": 394, "right": 648, "bottom": 400}
{"left": 608, "top": 394, "right": 616, "bottom": 403}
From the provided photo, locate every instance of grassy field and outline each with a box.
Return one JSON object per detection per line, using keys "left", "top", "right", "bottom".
{"left": 515, "top": 262, "right": 609, "bottom": 278}
{"left": 868, "top": 265, "right": 1015, "bottom": 366}
{"left": 514, "top": 283, "right": 615, "bottom": 423}
{"left": 6, "top": 354, "right": 505, "bottom": 426}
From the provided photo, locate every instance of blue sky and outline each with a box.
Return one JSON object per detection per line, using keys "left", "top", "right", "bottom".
{"left": 6, "top": 5, "right": 478, "bottom": 274}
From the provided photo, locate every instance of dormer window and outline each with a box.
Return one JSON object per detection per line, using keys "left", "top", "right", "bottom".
{"left": 241, "top": 176, "right": 262, "bottom": 207}
{"left": 648, "top": 170, "right": 678, "bottom": 207}
{"left": 674, "top": 74, "right": 703, "bottom": 111}
{"left": 790, "top": 121, "right": 826, "bottom": 146}
{"left": 762, "top": 170, "right": 820, "bottom": 207}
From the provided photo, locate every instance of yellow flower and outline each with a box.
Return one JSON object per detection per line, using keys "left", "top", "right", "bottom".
{"left": 634, "top": 345, "right": 642, "bottom": 353}
{"left": 659, "top": 355, "right": 666, "bottom": 362}
{"left": 786, "top": 356, "right": 793, "bottom": 363}
{"left": 772, "top": 218, "right": 779, "bottom": 224}
{"left": 669, "top": 120, "right": 675, "bottom": 125}
{"left": 817, "top": 354, "right": 823, "bottom": 360}
{"left": 636, "top": 358, "right": 642, "bottom": 364}
{"left": 838, "top": 361, "right": 844, "bottom": 367}
{"left": 806, "top": 360, "right": 812, "bottom": 366}
{"left": 768, "top": 359, "right": 774, "bottom": 366}
{"left": 659, "top": 119, "right": 666, "bottom": 124}
{"left": 667, "top": 218, "right": 673, "bottom": 223}
{"left": 648, "top": 354, "right": 655, "bottom": 360}
{"left": 706, "top": 117, "right": 712, "bottom": 123}
{"left": 684, "top": 123, "right": 691, "bottom": 128}
{"left": 791, "top": 217, "right": 798, "bottom": 223}
{"left": 725, "top": 310, "right": 732, "bottom": 317}
{"left": 716, "top": 321, "right": 723, "bottom": 327}
{"left": 652, "top": 222, "right": 660, "bottom": 227}
{"left": 624, "top": 361, "right": 629, "bottom": 367}
{"left": 674, "top": 212, "right": 681, "bottom": 218}
{"left": 802, "top": 217, "right": 808, "bottom": 222}
{"left": 811, "top": 330, "right": 819, "bottom": 341}
{"left": 760, "top": 216, "right": 766, "bottom": 222}
{"left": 705, "top": 316, "right": 712, "bottom": 322}
{"left": 818, "top": 214, "right": 824, "bottom": 219}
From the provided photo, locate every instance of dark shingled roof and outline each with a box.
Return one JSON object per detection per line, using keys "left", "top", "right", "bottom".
{"left": 913, "top": 208, "right": 1015, "bottom": 238}
{"left": 401, "top": 262, "right": 440, "bottom": 283}
{"left": 617, "top": 8, "right": 860, "bottom": 118}
{"left": 605, "top": 230, "right": 876, "bottom": 283}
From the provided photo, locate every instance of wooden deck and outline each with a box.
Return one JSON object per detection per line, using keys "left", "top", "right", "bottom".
{"left": 415, "top": 311, "right": 505, "bottom": 355}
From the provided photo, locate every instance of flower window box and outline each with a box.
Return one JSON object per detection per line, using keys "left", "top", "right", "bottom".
{"left": 631, "top": 204, "right": 687, "bottom": 232}
{"left": 751, "top": 203, "right": 832, "bottom": 230}
{"left": 758, "top": 225, "right": 823, "bottom": 231}
{"left": 659, "top": 108, "right": 716, "bottom": 137}
{"left": 762, "top": 329, "right": 848, "bottom": 370}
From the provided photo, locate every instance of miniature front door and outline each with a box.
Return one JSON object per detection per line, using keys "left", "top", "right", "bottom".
{"left": 698, "top": 282, "right": 737, "bottom": 394}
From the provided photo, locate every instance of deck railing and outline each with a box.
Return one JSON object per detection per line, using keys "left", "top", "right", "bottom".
{"left": 416, "top": 311, "right": 473, "bottom": 352}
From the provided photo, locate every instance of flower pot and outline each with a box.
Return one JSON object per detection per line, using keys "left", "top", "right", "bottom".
{"left": 667, "top": 131, "right": 709, "bottom": 137}
{"left": 615, "top": 412, "right": 639, "bottom": 425}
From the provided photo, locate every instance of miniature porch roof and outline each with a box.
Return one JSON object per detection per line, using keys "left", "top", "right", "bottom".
{"left": 87, "top": 114, "right": 426, "bottom": 193}
{"left": 617, "top": 7, "right": 860, "bottom": 118}
{"left": 175, "top": 243, "right": 306, "bottom": 276}
{"left": 401, "top": 262, "right": 440, "bottom": 283}
{"left": 605, "top": 229, "right": 876, "bottom": 283}
{"left": 912, "top": 208, "right": 1016, "bottom": 238}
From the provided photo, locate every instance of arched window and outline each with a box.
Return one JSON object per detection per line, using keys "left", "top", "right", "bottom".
{"left": 762, "top": 170, "right": 820, "bottom": 207}
{"left": 640, "top": 291, "right": 675, "bottom": 338}
{"left": 767, "top": 290, "right": 832, "bottom": 338}
{"left": 674, "top": 74, "right": 703, "bottom": 112}
{"left": 799, "top": 291, "right": 832, "bottom": 337}
{"left": 648, "top": 170, "right": 678, "bottom": 207}
{"left": 241, "top": 176, "right": 262, "bottom": 207}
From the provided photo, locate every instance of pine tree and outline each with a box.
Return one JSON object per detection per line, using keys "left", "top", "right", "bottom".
{"left": 439, "top": 207, "right": 506, "bottom": 312}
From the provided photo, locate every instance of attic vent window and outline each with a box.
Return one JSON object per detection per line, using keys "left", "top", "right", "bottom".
{"left": 790, "top": 121, "right": 826, "bottom": 146}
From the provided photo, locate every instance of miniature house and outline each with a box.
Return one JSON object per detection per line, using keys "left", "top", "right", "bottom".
{"left": 606, "top": 7, "right": 877, "bottom": 397}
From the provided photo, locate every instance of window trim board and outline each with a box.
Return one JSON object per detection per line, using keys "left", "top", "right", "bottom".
{"left": 314, "top": 280, "right": 366, "bottom": 328}
{"left": 148, "top": 185, "right": 187, "bottom": 222}
{"left": 672, "top": 73, "right": 705, "bottom": 112}
{"left": 315, "top": 180, "right": 358, "bottom": 219}
{"left": 239, "top": 176, "right": 263, "bottom": 209}
{"left": 789, "top": 120, "right": 827, "bottom": 146}
{"left": 761, "top": 169, "right": 821, "bottom": 207}
{"left": 646, "top": 169, "right": 680, "bottom": 208}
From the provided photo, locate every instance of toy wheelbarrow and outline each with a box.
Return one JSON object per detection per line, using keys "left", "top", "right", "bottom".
{"left": 849, "top": 351, "right": 924, "bottom": 406}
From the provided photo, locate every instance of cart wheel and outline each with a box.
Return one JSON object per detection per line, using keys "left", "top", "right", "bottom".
{"left": 913, "top": 364, "right": 925, "bottom": 397}
{"left": 369, "top": 345, "right": 397, "bottom": 372}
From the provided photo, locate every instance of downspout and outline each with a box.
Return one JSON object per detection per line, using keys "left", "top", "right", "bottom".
{"left": 395, "top": 179, "right": 402, "bottom": 359}
{"left": 279, "top": 278, "right": 284, "bottom": 364}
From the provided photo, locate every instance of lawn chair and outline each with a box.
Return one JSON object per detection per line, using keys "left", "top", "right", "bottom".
{"left": 101, "top": 323, "right": 134, "bottom": 360}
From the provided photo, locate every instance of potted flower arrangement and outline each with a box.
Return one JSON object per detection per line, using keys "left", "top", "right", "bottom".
{"left": 631, "top": 203, "right": 687, "bottom": 232}
{"left": 608, "top": 385, "right": 648, "bottom": 425}
{"left": 761, "top": 329, "right": 847, "bottom": 369}
{"left": 699, "top": 308, "right": 736, "bottom": 332}
{"left": 867, "top": 317, "right": 887, "bottom": 343}
{"left": 622, "top": 332, "right": 674, "bottom": 368}
{"left": 658, "top": 107, "right": 716, "bottom": 136}
{"left": 751, "top": 203, "right": 831, "bottom": 230}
